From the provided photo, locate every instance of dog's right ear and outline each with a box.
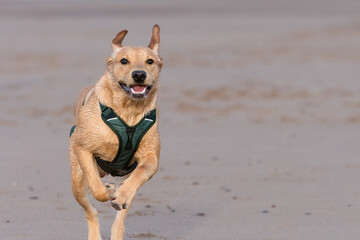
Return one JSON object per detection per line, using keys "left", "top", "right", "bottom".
{"left": 112, "top": 30, "right": 128, "bottom": 53}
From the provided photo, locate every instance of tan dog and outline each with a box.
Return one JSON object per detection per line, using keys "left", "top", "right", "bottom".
{"left": 69, "top": 25, "right": 162, "bottom": 240}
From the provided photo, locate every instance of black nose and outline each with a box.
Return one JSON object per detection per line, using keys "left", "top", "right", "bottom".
{"left": 131, "top": 70, "right": 147, "bottom": 82}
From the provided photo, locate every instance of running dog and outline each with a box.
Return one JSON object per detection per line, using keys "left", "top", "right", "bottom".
{"left": 69, "top": 25, "right": 162, "bottom": 240}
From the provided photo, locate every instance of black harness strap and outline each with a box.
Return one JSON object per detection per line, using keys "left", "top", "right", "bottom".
{"left": 95, "top": 102, "right": 156, "bottom": 177}
{"left": 70, "top": 101, "right": 156, "bottom": 177}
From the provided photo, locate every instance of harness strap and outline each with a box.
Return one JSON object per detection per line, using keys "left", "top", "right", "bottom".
{"left": 69, "top": 125, "right": 76, "bottom": 137}
{"left": 95, "top": 102, "right": 156, "bottom": 177}
{"left": 70, "top": 101, "right": 156, "bottom": 177}
{"left": 95, "top": 156, "right": 138, "bottom": 177}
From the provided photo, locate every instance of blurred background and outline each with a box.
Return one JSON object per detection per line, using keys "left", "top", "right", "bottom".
{"left": 1, "top": 0, "right": 360, "bottom": 239}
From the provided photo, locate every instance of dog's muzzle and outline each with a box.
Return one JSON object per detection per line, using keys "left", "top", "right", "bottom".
{"left": 120, "top": 83, "right": 152, "bottom": 98}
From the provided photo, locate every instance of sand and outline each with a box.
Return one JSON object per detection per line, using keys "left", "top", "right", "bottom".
{"left": 1, "top": 0, "right": 360, "bottom": 239}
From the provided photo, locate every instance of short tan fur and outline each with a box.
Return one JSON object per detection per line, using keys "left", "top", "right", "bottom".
{"left": 69, "top": 25, "right": 162, "bottom": 240}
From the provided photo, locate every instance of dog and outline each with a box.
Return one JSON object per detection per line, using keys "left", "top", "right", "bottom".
{"left": 69, "top": 25, "right": 162, "bottom": 240}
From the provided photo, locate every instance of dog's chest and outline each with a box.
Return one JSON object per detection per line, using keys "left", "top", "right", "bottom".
{"left": 95, "top": 132, "right": 118, "bottom": 161}
{"left": 95, "top": 116, "right": 141, "bottom": 162}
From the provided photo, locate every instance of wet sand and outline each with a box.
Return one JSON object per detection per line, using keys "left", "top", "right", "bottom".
{"left": 1, "top": 0, "right": 360, "bottom": 239}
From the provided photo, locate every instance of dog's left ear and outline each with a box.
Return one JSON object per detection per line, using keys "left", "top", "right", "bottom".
{"left": 112, "top": 30, "right": 128, "bottom": 53}
{"left": 148, "top": 24, "right": 160, "bottom": 53}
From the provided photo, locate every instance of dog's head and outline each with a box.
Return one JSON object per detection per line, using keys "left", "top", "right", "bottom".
{"left": 106, "top": 25, "right": 163, "bottom": 100}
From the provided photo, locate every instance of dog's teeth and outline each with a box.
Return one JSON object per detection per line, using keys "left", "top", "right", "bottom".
{"left": 131, "top": 86, "right": 147, "bottom": 94}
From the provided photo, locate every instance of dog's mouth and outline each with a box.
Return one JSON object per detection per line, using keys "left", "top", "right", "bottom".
{"left": 120, "top": 83, "right": 152, "bottom": 98}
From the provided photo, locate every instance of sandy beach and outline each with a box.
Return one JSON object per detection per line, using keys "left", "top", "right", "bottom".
{"left": 1, "top": 0, "right": 360, "bottom": 239}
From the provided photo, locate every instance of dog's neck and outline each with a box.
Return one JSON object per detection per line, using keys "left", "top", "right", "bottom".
{"left": 95, "top": 72, "right": 158, "bottom": 126}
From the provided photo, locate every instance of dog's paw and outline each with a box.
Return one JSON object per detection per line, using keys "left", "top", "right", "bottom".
{"left": 111, "top": 185, "right": 135, "bottom": 211}
{"left": 105, "top": 183, "right": 116, "bottom": 193}
{"left": 91, "top": 185, "right": 110, "bottom": 202}
{"left": 111, "top": 201, "right": 128, "bottom": 211}
{"left": 105, "top": 183, "right": 117, "bottom": 200}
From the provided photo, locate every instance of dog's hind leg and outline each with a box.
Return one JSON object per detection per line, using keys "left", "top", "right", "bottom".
{"left": 111, "top": 207, "right": 129, "bottom": 240}
{"left": 70, "top": 148, "right": 101, "bottom": 240}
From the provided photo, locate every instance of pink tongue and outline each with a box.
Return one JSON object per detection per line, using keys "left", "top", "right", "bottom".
{"left": 132, "top": 85, "right": 147, "bottom": 93}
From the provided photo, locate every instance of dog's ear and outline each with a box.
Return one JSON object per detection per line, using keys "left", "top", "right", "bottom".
{"left": 112, "top": 30, "right": 128, "bottom": 53}
{"left": 148, "top": 24, "right": 160, "bottom": 52}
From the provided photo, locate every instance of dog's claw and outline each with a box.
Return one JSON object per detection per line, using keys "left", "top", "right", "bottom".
{"left": 111, "top": 200, "right": 128, "bottom": 211}
{"left": 111, "top": 201, "right": 122, "bottom": 211}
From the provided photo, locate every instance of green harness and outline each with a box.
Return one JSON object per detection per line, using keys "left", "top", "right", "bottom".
{"left": 70, "top": 102, "right": 156, "bottom": 177}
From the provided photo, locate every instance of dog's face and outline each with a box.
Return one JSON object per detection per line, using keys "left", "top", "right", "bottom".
{"left": 107, "top": 25, "right": 162, "bottom": 99}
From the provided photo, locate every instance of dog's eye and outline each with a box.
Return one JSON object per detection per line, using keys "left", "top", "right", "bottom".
{"left": 120, "top": 58, "right": 128, "bottom": 65}
{"left": 146, "top": 59, "right": 154, "bottom": 65}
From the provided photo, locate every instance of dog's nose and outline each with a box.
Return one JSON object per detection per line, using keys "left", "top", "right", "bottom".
{"left": 132, "top": 70, "right": 147, "bottom": 82}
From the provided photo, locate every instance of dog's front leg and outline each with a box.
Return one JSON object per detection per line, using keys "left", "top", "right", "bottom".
{"left": 111, "top": 152, "right": 158, "bottom": 210}
{"left": 110, "top": 208, "right": 129, "bottom": 240}
{"left": 74, "top": 144, "right": 113, "bottom": 202}
{"left": 110, "top": 152, "right": 159, "bottom": 239}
